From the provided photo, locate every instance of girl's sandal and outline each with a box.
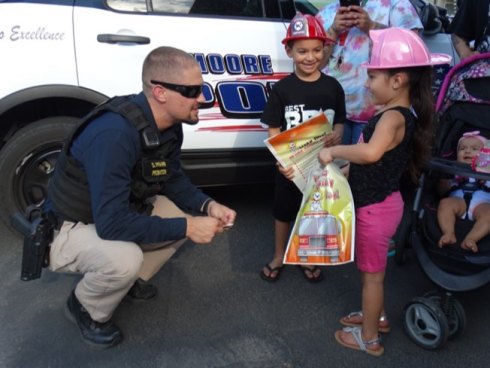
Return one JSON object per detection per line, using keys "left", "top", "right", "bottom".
{"left": 339, "top": 310, "right": 391, "bottom": 333}
{"left": 334, "top": 326, "right": 384, "bottom": 357}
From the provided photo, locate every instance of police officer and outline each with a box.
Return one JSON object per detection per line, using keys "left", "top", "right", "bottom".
{"left": 45, "top": 46, "right": 236, "bottom": 348}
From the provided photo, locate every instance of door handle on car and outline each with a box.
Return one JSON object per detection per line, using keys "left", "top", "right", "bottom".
{"left": 97, "top": 34, "right": 150, "bottom": 45}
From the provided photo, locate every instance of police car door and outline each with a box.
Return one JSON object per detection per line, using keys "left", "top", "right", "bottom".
{"left": 73, "top": 0, "right": 292, "bottom": 151}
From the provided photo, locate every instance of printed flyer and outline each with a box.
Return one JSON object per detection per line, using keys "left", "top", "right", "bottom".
{"left": 264, "top": 110, "right": 332, "bottom": 192}
{"left": 283, "top": 163, "right": 355, "bottom": 266}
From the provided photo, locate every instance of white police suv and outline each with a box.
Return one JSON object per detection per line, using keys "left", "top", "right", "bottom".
{"left": 0, "top": 0, "right": 456, "bottom": 228}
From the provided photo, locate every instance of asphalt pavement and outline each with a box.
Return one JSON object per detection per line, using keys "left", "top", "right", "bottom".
{"left": 0, "top": 184, "right": 489, "bottom": 368}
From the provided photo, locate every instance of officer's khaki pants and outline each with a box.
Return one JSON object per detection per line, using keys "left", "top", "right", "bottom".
{"left": 49, "top": 196, "right": 186, "bottom": 322}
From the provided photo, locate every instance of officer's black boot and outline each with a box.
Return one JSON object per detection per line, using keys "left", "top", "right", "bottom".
{"left": 64, "top": 290, "right": 123, "bottom": 348}
{"left": 126, "top": 278, "right": 157, "bottom": 301}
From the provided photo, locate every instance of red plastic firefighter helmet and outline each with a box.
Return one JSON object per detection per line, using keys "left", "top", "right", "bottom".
{"left": 282, "top": 12, "right": 333, "bottom": 45}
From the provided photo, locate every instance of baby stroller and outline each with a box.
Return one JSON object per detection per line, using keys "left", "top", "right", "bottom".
{"left": 395, "top": 52, "right": 490, "bottom": 349}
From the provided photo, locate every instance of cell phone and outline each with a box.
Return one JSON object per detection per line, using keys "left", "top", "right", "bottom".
{"left": 339, "top": 0, "right": 360, "bottom": 6}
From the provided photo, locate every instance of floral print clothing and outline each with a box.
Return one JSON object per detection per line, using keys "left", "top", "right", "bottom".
{"left": 317, "top": 0, "right": 422, "bottom": 123}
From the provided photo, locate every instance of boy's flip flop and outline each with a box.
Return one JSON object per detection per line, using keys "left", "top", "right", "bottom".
{"left": 340, "top": 311, "right": 391, "bottom": 333}
{"left": 297, "top": 265, "right": 324, "bottom": 283}
{"left": 260, "top": 263, "right": 283, "bottom": 282}
{"left": 334, "top": 326, "right": 384, "bottom": 357}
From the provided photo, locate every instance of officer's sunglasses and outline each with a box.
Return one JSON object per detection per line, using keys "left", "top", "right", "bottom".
{"left": 151, "top": 80, "right": 203, "bottom": 98}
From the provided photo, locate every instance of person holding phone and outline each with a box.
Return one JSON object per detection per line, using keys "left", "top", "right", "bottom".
{"left": 317, "top": 0, "right": 423, "bottom": 145}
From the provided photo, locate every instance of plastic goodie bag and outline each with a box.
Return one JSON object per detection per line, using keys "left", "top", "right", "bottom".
{"left": 283, "top": 163, "right": 355, "bottom": 265}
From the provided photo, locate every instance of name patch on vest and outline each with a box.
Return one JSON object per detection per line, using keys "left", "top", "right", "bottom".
{"left": 142, "top": 159, "right": 169, "bottom": 182}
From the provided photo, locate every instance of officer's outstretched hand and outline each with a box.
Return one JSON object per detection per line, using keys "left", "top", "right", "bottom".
{"left": 186, "top": 216, "right": 223, "bottom": 244}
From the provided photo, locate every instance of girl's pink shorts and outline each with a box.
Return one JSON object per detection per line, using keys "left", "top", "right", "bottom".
{"left": 355, "top": 191, "right": 404, "bottom": 273}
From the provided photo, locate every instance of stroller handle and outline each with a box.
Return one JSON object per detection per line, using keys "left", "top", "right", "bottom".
{"left": 429, "top": 158, "right": 490, "bottom": 181}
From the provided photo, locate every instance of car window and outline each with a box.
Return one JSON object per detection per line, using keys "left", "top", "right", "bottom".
{"left": 107, "top": 0, "right": 266, "bottom": 17}
{"left": 153, "top": 0, "right": 194, "bottom": 13}
{"left": 105, "top": 0, "right": 326, "bottom": 19}
{"left": 187, "top": 0, "right": 263, "bottom": 17}
{"left": 107, "top": 0, "right": 147, "bottom": 12}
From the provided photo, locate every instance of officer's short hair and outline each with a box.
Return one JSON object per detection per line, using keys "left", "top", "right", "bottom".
{"left": 142, "top": 46, "right": 198, "bottom": 95}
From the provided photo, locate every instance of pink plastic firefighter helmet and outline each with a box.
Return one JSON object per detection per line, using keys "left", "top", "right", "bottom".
{"left": 363, "top": 27, "right": 452, "bottom": 69}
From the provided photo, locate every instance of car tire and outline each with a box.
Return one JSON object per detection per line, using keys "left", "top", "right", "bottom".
{"left": 0, "top": 116, "right": 78, "bottom": 234}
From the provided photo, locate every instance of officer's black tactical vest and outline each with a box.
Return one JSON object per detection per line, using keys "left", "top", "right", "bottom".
{"left": 48, "top": 95, "right": 176, "bottom": 224}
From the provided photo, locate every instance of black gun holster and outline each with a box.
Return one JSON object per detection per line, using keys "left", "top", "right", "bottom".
{"left": 11, "top": 208, "right": 56, "bottom": 281}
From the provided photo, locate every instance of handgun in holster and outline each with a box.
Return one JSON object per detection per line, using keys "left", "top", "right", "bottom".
{"left": 11, "top": 208, "right": 55, "bottom": 281}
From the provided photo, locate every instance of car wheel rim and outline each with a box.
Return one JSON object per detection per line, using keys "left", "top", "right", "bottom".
{"left": 13, "top": 146, "right": 61, "bottom": 210}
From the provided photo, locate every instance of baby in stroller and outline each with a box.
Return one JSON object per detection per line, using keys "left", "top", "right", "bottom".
{"left": 437, "top": 131, "right": 490, "bottom": 253}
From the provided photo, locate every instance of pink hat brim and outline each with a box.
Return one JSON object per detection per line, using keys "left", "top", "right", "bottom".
{"left": 362, "top": 53, "right": 452, "bottom": 69}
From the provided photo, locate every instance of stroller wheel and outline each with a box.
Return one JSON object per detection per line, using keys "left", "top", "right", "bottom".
{"left": 423, "top": 290, "right": 467, "bottom": 339}
{"left": 403, "top": 297, "right": 449, "bottom": 349}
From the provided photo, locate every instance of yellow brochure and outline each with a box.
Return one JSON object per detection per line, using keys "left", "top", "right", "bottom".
{"left": 264, "top": 110, "right": 332, "bottom": 192}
